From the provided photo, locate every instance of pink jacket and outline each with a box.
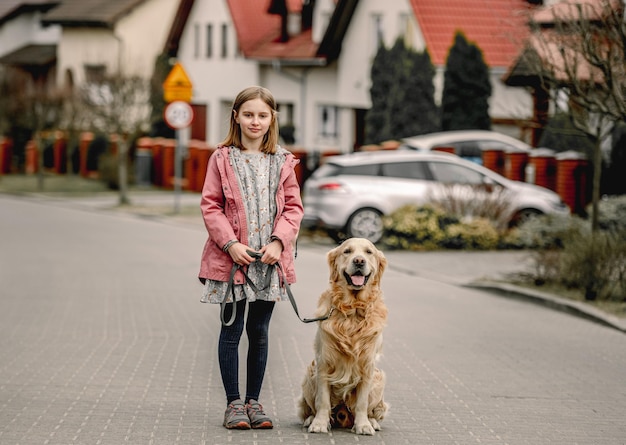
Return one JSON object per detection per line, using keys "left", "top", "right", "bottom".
{"left": 198, "top": 145, "right": 303, "bottom": 285}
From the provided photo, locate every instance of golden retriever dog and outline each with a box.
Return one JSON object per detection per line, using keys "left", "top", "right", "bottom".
{"left": 298, "top": 237, "right": 389, "bottom": 435}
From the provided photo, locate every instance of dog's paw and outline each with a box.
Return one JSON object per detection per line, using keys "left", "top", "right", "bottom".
{"left": 308, "top": 416, "right": 331, "bottom": 433}
{"left": 302, "top": 415, "right": 314, "bottom": 428}
{"left": 353, "top": 420, "right": 376, "bottom": 435}
{"left": 369, "top": 418, "right": 382, "bottom": 431}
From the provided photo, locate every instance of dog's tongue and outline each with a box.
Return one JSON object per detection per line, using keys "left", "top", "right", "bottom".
{"left": 351, "top": 275, "right": 365, "bottom": 286}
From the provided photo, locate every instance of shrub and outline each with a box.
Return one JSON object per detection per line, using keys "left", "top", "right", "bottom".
{"left": 514, "top": 213, "right": 590, "bottom": 249}
{"left": 559, "top": 230, "right": 626, "bottom": 301}
{"left": 382, "top": 204, "right": 451, "bottom": 250}
{"left": 519, "top": 197, "right": 626, "bottom": 301}
{"left": 382, "top": 204, "right": 501, "bottom": 250}
{"left": 427, "top": 183, "right": 516, "bottom": 232}
{"left": 528, "top": 249, "right": 562, "bottom": 285}
{"left": 442, "top": 218, "right": 500, "bottom": 250}
{"left": 588, "top": 194, "right": 626, "bottom": 233}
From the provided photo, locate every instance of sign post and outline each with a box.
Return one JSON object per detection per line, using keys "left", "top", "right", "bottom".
{"left": 164, "top": 101, "right": 194, "bottom": 213}
{"left": 163, "top": 63, "right": 193, "bottom": 213}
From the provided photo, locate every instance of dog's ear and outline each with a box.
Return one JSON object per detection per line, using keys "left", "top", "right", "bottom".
{"left": 372, "top": 247, "right": 387, "bottom": 285}
{"left": 327, "top": 244, "right": 342, "bottom": 283}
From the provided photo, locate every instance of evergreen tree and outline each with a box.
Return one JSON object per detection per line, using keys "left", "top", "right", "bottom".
{"left": 405, "top": 49, "right": 439, "bottom": 136}
{"left": 365, "top": 44, "right": 392, "bottom": 144}
{"left": 367, "top": 38, "right": 439, "bottom": 144}
{"left": 441, "top": 31, "right": 492, "bottom": 131}
{"left": 387, "top": 39, "right": 412, "bottom": 139}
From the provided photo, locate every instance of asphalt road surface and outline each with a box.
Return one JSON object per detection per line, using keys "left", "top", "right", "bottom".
{"left": 1, "top": 194, "right": 625, "bottom": 445}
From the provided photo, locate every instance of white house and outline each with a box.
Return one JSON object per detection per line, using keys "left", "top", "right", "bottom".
{"left": 0, "top": 1, "right": 61, "bottom": 86}
{"left": 41, "top": 0, "right": 180, "bottom": 87}
{"left": 175, "top": 0, "right": 540, "bottom": 154}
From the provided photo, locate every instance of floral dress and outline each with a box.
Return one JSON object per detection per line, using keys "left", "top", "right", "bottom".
{"left": 201, "top": 147, "right": 287, "bottom": 304}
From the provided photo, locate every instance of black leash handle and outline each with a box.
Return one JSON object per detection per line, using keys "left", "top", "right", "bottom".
{"left": 220, "top": 263, "right": 259, "bottom": 326}
{"left": 220, "top": 257, "right": 334, "bottom": 326}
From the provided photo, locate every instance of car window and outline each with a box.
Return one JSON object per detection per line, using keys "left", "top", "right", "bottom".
{"left": 428, "top": 161, "right": 485, "bottom": 185}
{"left": 311, "top": 163, "right": 341, "bottom": 178}
{"left": 453, "top": 141, "right": 482, "bottom": 159}
{"left": 341, "top": 164, "right": 380, "bottom": 176}
{"left": 381, "top": 161, "right": 430, "bottom": 180}
{"left": 478, "top": 140, "right": 517, "bottom": 152}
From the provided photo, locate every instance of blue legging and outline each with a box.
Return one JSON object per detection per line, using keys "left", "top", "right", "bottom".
{"left": 218, "top": 298, "right": 275, "bottom": 404}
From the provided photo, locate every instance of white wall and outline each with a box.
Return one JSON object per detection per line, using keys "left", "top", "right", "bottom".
{"left": 0, "top": 11, "right": 60, "bottom": 57}
{"left": 58, "top": 29, "right": 118, "bottom": 84}
{"left": 336, "top": 0, "right": 421, "bottom": 108}
{"left": 177, "top": 0, "right": 260, "bottom": 144}
{"left": 56, "top": 0, "right": 177, "bottom": 85}
{"left": 115, "top": 0, "right": 179, "bottom": 76}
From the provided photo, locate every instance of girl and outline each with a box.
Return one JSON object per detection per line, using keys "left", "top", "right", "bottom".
{"left": 198, "top": 86, "right": 303, "bottom": 429}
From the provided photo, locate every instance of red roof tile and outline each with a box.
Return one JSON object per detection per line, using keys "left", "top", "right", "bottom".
{"left": 409, "top": 0, "right": 535, "bottom": 67}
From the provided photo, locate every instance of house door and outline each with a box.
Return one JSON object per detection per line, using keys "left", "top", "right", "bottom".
{"left": 191, "top": 104, "right": 207, "bottom": 141}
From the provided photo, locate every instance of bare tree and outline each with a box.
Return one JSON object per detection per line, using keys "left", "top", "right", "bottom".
{"left": 9, "top": 79, "right": 67, "bottom": 190}
{"left": 78, "top": 75, "right": 151, "bottom": 205}
{"left": 516, "top": 0, "right": 626, "bottom": 231}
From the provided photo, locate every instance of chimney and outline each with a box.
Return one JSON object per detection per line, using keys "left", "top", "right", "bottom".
{"left": 267, "top": 0, "right": 289, "bottom": 42}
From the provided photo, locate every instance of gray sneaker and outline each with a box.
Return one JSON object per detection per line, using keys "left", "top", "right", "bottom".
{"left": 223, "top": 399, "right": 250, "bottom": 429}
{"left": 245, "top": 399, "right": 273, "bottom": 429}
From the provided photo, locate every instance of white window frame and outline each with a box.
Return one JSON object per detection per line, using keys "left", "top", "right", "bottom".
{"left": 370, "top": 13, "right": 384, "bottom": 57}
{"left": 317, "top": 105, "right": 339, "bottom": 138}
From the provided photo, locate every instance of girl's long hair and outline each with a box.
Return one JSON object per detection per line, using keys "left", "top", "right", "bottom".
{"left": 221, "top": 86, "right": 279, "bottom": 154}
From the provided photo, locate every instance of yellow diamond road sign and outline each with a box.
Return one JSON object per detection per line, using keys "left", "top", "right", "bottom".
{"left": 163, "top": 62, "right": 193, "bottom": 103}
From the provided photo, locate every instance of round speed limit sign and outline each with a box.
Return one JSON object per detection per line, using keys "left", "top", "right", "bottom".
{"left": 164, "top": 101, "right": 194, "bottom": 129}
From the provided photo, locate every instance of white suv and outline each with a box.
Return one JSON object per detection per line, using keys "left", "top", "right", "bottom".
{"left": 302, "top": 150, "right": 569, "bottom": 244}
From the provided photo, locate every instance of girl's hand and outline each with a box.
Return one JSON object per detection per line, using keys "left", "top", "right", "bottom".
{"left": 227, "top": 242, "right": 256, "bottom": 266}
{"left": 259, "top": 239, "right": 283, "bottom": 265}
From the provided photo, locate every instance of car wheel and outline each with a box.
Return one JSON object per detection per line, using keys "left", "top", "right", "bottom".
{"left": 346, "top": 208, "right": 384, "bottom": 244}
{"left": 510, "top": 208, "right": 542, "bottom": 227}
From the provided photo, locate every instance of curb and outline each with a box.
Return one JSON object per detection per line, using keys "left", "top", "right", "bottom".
{"left": 466, "top": 281, "right": 626, "bottom": 334}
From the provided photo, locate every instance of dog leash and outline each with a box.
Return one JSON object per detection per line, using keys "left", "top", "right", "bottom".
{"left": 220, "top": 254, "right": 334, "bottom": 326}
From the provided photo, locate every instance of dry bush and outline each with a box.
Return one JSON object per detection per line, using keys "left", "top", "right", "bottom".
{"left": 426, "top": 183, "right": 516, "bottom": 232}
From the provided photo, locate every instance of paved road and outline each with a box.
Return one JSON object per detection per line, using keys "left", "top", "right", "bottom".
{"left": 1, "top": 194, "right": 625, "bottom": 445}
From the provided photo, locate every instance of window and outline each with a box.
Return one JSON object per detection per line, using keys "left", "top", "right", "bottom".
{"left": 221, "top": 23, "right": 228, "bottom": 58}
{"left": 341, "top": 164, "right": 380, "bottom": 176}
{"left": 318, "top": 105, "right": 338, "bottom": 138}
{"left": 277, "top": 102, "right": 294, "bottom": 126}
{"left": 313, "top": 163, "right": 379, "bottom": 179}
{"left": 452, "top": 141, "right": 482, "bottom": 159}
{"left": 370, "top": 14, "right": 384, "bottom": 57}
{"left": 428, "top": 162, "right": 484, "bottom": 185}
{"left": 382, "top": 161, "right": 430, "bottom": 180}
{"left": 399, "top": 12, "right": 414, "bottom": 48}
{"left": 206, "top": 24, "right": 213, "bottom": 58}
{"left": 83, "top": 64, "right": 111, "bottom": 106}
{"left": 84, "top": 64, "right": 106, "bottom": 83}
{"left": 193, "top": 23, "right": 200, "bottom": 58}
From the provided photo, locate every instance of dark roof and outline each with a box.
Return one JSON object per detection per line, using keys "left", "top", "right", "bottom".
{"left": 163, "top": 0, "right": 194, "bottom": 56}
{"left": 41, "top": 0, "right": 148, "bottom": 28}
{"left": 0, "top": 1, "right": 59, "bottom": 26}
{"left": 316, "top": 0, "right": 358, "bottom": 62}
{"left": 0, "top": 44, "right": 56, "bottom": 65}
